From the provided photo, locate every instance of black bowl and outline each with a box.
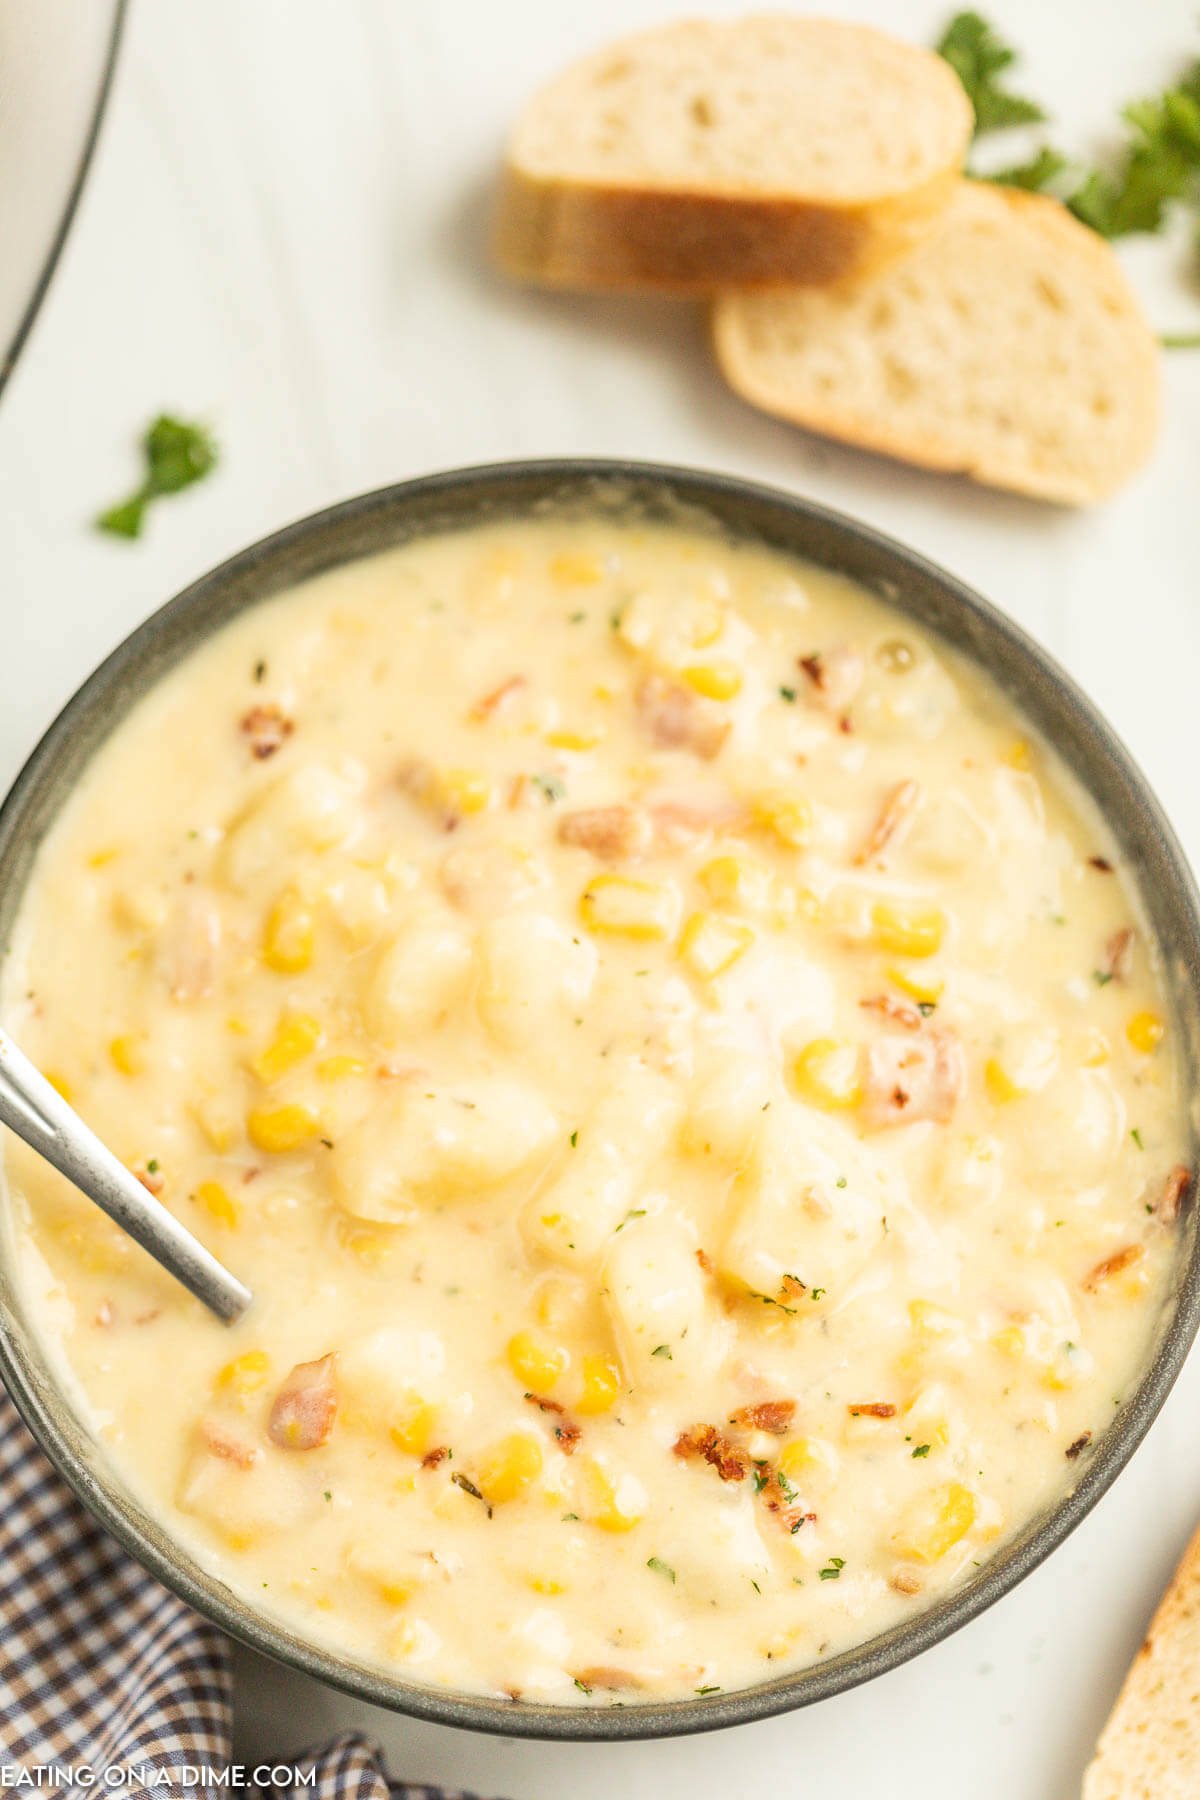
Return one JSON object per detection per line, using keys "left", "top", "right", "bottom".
{"left": 2, "top": 459, "right": 1198, "bottom": 1740}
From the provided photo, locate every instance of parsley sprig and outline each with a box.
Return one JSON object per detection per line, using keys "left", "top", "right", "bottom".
{"left": 935, "top": 12, "right": 1046, "bottom": 135}
{"left": 97, "top": 415, "right": 218, "bottom": 539}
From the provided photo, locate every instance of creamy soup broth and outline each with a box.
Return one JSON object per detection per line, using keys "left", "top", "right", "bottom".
{"left": 2, "top": 513, "right": 1189, "bottom": 1705}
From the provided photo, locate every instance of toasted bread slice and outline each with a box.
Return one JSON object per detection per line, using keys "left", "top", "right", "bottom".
{"left": 713, "top": 182, "right": 1159, "bottom": 504}
{"left": 493, "top": 17, "right": 972, "bottom": 292}
{"left": 1084, "top": 1520, "right": 1200, "bottom": 1799}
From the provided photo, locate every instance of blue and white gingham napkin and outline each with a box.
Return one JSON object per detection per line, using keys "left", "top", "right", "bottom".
{"left": 0, "top": 1382, "right": 492, "bottom": 1799}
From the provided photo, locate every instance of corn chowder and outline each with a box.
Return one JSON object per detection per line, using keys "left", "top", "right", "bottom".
{"left": 2, "top": 515, "right": 1189, "bottom": 1707}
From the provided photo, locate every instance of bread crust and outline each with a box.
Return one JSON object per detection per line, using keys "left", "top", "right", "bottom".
{"left": 1083, "top": 1519, "right": 1200, "bottom": 1799}
{"left": 493, "top": 161, "right": 962, "bottom": 293}
{"left": 712, "top": 184, "right": 1160, "bottom": 505}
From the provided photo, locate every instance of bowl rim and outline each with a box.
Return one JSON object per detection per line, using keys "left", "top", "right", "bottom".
{"left": 2, "top": 455, "right": 1198, "bottom": 1742}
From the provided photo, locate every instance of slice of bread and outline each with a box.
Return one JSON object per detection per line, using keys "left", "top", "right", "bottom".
{"left": 493, "top": 17, "right": 972, "bottom": 292}
{"left": 712, "top": 182, "right": 1159, "bottom": 505}
{"left": 1083, "top": 1520, "right": 1200, "bottom": 1799}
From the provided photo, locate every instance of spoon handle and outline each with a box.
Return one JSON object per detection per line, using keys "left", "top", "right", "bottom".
{"left": 0, "top": 1027, "right": 251, "bottom": 1322}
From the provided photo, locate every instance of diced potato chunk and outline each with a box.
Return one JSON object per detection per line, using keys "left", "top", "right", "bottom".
{"left": 330, "top": 1076, "right": 558, "bottom": 1222}
{"left": 337, "top": 1326, "right": 447, "bottom": 1431}
{"left": 477, "top": 912, "right": 596, "bottom": 1049}
{"left": 680, "top": 1054, "right": 773, "bottom": 1165}
{"left": 223, "top": 762, "right": 364, "bottom": 891}
{"left": 364, "top": 910, "right": 474, "bottom": 1044}
{"left": 603, "top": 1213, "right": 721, "bottom": 1387}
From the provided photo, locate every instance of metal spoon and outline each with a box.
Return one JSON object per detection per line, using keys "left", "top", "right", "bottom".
{"left": 0, "top": 1027, "right": 251, "bottom": 1321}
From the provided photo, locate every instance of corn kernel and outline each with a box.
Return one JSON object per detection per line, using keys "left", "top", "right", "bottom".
{"left": 887, "top": 965, "right": 945, "bottom": 1006}
{"left": 194, "top": 1179, "right": 239, "bottom": 1228}
{"left": 317, "top": 1054, "right": 368, "bottom": 1081}
{"left": 698, "top": 854, "right": 764, "bottom": 909}
{"left": 550, "top": 551, "right": 605, "bottom": 586}
{"left": 390, "top": 1399, "right": 437, "bottom": 1458}
{"left": 681, "top": 661, "right": 743, "bottom": 701}
{"left": 527, "top": 1573, "right": 566, "bottom": 1595}
{"left": 247, "top": 1103, "right": 321, "bottom": 1154}
{"left": 109, "top": 1035, "right": 144, "bottom": 1077}
{"left": 778, "top": 1436, "right": 839, "bottom": 1483}
{"left": 263, "top": 892, "right": 315, "bottom": 973}
{"left": 873, "top": 900, "right": 946, "bottom": 959}
{"left": 678, "top": 911, "right": 755, "bottom": 981}
{"left": 88, "top": 845, "right": 122, "bottom": 868}
{"left": 576, "top": 1353, "right": 621, "bottom": 1415}
{"left": 334, "top": 1217, "right": 392, "bottom": 1265}
{"left": 990, "top": 1325, "right": 1028, "bottom": 1360}
{"left": 1003, "top": 740, "right": 1032, "bottom": 771}
{"left": 752, "top": 790, "right": 812, "bottom": 850}
{"left": 251, "top": 1014, "right": 324, "bottom": 1084}
{"left": 476, "top": 1432, "right": 544, "bottom": 1505}
{"left": 216, "top": 1348, "right": 271, "bottom": 1394}
{"left": 985, "top": 1058, "right": 1026, "bottom": 1104}
{"left": 226, "top": 1016, "right": 251, "bottom": 1037}
{"left": 546, "top": 728, "right": 603, "bottom": 751}
{"left": 441, "top": 769, "right": 491, "bottom": 816}
{"left": 507, "top": 1330, "right": 568, "bottom": 1392}
{"left": 896, "top": 1482, "right": 978, "bottom": 1563}
{"left": 789, "top": 1038, "right": 862, "bottom": 1110}
{"left": 1082, "top": 1029, "right": 1111, "bottom": 1067}
{"left": 580, "top": 875, "right": 676, "bottom": 940}
{"left": 578, "top": 1456, "right": 644, "bottom": 1532}
{"left": 1126, "top": 1010, "right": 1165, "bottom": 1054}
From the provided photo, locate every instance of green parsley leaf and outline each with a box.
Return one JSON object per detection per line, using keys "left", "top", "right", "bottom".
{"left": 779, "top": 685, "right": 798, "bottom": 703}
{"left": 1162, "top": 331, "right": 1200, "bottom": 348}
{"left": 1068, "top": 66, "right": 1200, "bottom": 239}
{"left": 695, "top": 1684, "right": 722, "bottom": 1696}
{"left": 1131, "top": 1127, "right": 1145, "bottom": 1150}
{"left": 818, "top": 1557, "right": 846, "bottom": 1581}
{"left": 569, "top": 1130, "right": 578, "bottom": 1148}
{"left": 935, "top": 12, "right": 1046, "bottom": 136}
{"left": 97, "top": 415, "right": 218, "bottom": 539}
{"left": 531, "top": 773, "right": 566, "bottom": 804}
{"left": 981, "top": 146, "right": 1071, "bottom": 193}
{"left": 647, "top": 1555, "right": 677, "bottom": 1583}
{"left": 574, "top": 1677, "right": 592, "bottom": 1695}
{"left": 651, "top": 1343, "right": 673, "bottom": 1359}
{"left": 912, "top": 1443, "right": 932, "bottom": 1459}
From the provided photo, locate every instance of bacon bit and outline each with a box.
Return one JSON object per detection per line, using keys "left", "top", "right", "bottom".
{"left": 730, "top": 1400, "right": 796, "bottom": 1435}
{"left": 859, "top": 993, "right": 923, "bottom": 1032}
{"left": 1083, "top": 1243, "right": 1144, "bottom": 1293}
{"left": 267, "top": 1353, "right": 338, "bottom": 1451}
{"left": 848, "top": 1402, "right": 896, "bottom": 1418}
{"left": 1102, "top": 926, "right": 1135, "bottom": 982}
{"left": 1088, "top": 856, "right": 1114, "bottom": 874}
{"left": 891, "top": 1568, "right": 923, "bottom": 1596}
{"left": 574, "top": 1666, "right": 647, "bottom": 1692}
{"left": 648, "top": 794, "right": 749, "bottom": 847}
{"left": 241, "top": 1167, "right": 261, "bottom": 1184}
{"left": 798, "top": 646, "right": 864, "bottom": 713}
{"left": 635, "top": 674, "right": 729, "bottom": 761}
{"left": 1065, "top": 1432, "right": 1093, "bottom": 1460}
{"left": 860, "top": 1030, "right": 965, "bottom": 1130}
{"left": 558, "top": 804, "right": 651, "bottom": 862}
{"left": 674, "top": 1423, "right": 749, "bottom": 1483}
{"left": 524, "top": 1392, "right": 581, "bottom": 1454}
{"left": 239, "top": 703, "right": 294, "bottom": 760}
{"left": 1156, "top": 1164, "right": 1192, "bottom": 1224}
{"left": 855, "top": 779, "right": 920, "bottom": 866}
{"left": 469, "top": 675, "right": 526, "bottom": 722}
{"left": 779, "top": 1273, "right": 807, "bottom": 1300}
{"left": 133, "top": 1165, "right": 164, "bottom": 1197}
{"left": 421, "top": 1446, "right": 450, "bottom": 1470}
{"left": 94, "top": 1300, "right": 115, "bottom": 1328}
{"left": 200, "top": 1419, "right": 259, "bottom": 1470}
{"left": 696, "top": 1248, "right": 714, "bottom": 1275}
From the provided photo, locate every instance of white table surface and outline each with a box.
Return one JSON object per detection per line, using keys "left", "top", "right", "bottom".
{"left": 3, "top": 3, "right": 1200, "bottom": 1794}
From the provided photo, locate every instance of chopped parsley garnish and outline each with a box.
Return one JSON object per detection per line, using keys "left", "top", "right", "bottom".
{"left": 569, "top": 1130, "right": 578, "bottom": 1148}
{"left": 1131, "top": 1127, "right": 1145, "bottom": 1150}
{"left": 1094, "top": 969, "right": 1114, "bottom": 987}
{"left": 531, "top": 773, "right": 566, "bottom": 804}
{"left": 323, "top": 1489, "right": 332, "bottom": 1500}
{"left": 836, "top": 1176, "right": 848, "bottom": 1189}
{"left": 146, "top": 1159, "right": 160, "bottom": 1174}
{"left": 917, "top": 1001, "right": 937, "bottom": 1017}
{"left": 935, "top": 12, "right": 1045, "bottom": 135}
{"left": 615, "top": 1208, "right": 646, "bottom": 1232}
{"left": 750, "top": 1290, "right": 797, "bottom": 1317}
{"left": 647, "top": 1556, "right": 676, "bottom": 1583}
{"left": 912, "top": 1443, "right": 932, "bottom": 1459}
{"left": 562, "top": 1512, "right": 579, "bottom": 1522}
{"left": 97, "top": 414, "right": 218, "bottom": 539}
{"left": 779, "top": 685, "right": 798, "bottom": 703}
{"left": 810, "top": 1287, "right": 826, "bottom": 1301}
{"left": 651, "top": 1343, "right": 673, "bottom": 1359}
{"left": 574, "top": 1677, "right": 592, "bottom": 1695}
{"left": 695, "top": 1685, "right": 721, "bottom": 1696}
{"left": 818, "top": 1557, "right": 846, "bottom": 1581}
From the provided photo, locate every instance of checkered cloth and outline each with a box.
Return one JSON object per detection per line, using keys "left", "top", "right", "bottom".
{"left": 0, "top": 1382, "right": 491, "bottom": 1798}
